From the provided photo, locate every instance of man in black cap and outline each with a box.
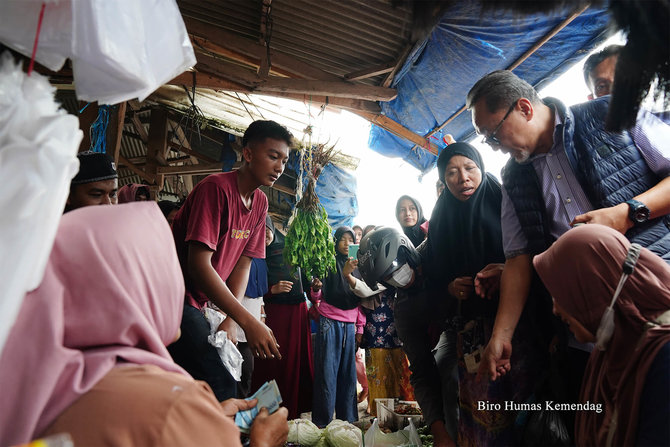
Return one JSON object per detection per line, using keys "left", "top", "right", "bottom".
{"left": 65, "top": 151, "right": 118, "bottom": 212}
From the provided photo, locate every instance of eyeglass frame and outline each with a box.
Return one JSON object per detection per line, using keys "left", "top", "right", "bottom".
{"left": 482, "top": 100, "right": 517, "bottom": 147}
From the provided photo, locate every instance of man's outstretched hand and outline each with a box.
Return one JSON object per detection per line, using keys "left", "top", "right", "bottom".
{"left": 476, "top": 335, "right": 512, "bottom": 382}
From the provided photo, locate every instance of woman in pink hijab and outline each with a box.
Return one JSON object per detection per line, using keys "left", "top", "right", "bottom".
{"left": 0, "top": 202, "right": 287, "bottom": 447}
{"left": 533, "top": 224, "right": 670, "bottom": 447}
{"left": 117, "top": 183, "right": 150, "bottom": 203}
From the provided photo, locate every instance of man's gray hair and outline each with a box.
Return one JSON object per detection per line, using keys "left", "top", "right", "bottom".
{"left": 466, "top": 70, "right": 541, "bottom": 112}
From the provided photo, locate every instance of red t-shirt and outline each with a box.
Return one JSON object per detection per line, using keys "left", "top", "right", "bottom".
{"left": 172, "top": 171, "right": 268, "bottom": 308}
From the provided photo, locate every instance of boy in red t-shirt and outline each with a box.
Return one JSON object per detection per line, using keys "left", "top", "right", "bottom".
{"left": 169, "top": 120, "right": 291, "bottom": 400}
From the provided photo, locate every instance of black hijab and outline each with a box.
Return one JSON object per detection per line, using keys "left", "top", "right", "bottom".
{"left": 395, "top": 195, "right": 427, "bottom": 247}
{"left": 323, "top": 226, "right": 359, "bottom": 310}
{"left": 425, "top": 142, "right": 505, "bottom": 311}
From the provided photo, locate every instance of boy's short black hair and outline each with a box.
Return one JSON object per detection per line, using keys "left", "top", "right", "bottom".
{"left": 242, "top": 120, "right": 293, "bottom": 148}
{"left": 582, "top": 44, "right": 623, "bottom": 87}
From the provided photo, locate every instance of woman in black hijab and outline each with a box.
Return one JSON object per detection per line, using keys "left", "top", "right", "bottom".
{"left": 425, "top": 142, "right": 503, "bottom": 314}
{"left": 395, "top": 195, "right": 427, "bottom": 247}
{"left": 309, "top": 226, "right": 362, "bottom": 427}
{"left": 424, "top": 142, "right": 542, "bottom": 446}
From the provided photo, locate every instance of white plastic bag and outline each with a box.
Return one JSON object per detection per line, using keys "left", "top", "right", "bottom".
{"left": 0, "top": 0, "right": 73, "bottom": 72}
{"left": 0, "top": 0, "right": 196, "bottom": 104}
{"left": 0, "top": 51, "right": 82, "bottom": 354}
{"left": 71, "top": 0, "right": 196, "bottom": 104}
{"left": 203, "top": 307, "right": 244, "bottom": 381}
{"left": 363, "top": 418, "right": 422, "bottom": 447}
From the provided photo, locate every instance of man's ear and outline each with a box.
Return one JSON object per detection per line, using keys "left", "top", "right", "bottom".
{"left": 587, "top": 93, "right": 594, "bottom": 101}
{"left": 242, "top": 145, "right": 253, "bottom": 163}
{"left": 517, "top": 98, "right": 534, "bottom": 121}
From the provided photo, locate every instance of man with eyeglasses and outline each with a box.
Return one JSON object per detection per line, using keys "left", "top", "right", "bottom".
{"left": 465, "top": 70, "right": 670, "bottom": 398}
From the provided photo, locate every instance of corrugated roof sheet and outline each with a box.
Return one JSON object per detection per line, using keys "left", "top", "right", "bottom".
{"left": 178, "top": 0, "right": 413, "bottom": 84}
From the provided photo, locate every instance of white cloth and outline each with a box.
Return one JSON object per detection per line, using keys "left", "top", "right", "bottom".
{"left": 236, "top": 296, "right": 264, "bottom": 343}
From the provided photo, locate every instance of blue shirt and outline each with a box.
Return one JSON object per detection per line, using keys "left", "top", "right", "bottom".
{"left": 245, "top": 258, "right": 268, "bottom": 298}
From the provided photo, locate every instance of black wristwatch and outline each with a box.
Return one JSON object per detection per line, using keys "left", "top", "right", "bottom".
{"left": 625, "top": 199, "right": 650, "bottom": 225}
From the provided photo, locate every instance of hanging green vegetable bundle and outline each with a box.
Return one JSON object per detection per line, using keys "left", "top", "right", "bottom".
{"left": 283, "top": 143, "right": 337, "bottom": 280}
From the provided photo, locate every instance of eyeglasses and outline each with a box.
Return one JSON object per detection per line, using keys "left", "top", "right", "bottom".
{"left": 482, "top": 101, "right": 517, "bottom": 147}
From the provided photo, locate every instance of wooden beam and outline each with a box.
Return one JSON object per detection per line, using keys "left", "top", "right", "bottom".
{"left": 169, "top": 69, "right": 380, "bottom": 113}
{"left": 126, "top": 100, "right": 142, "bottom": 112}
{"left": 120, "top": 155, "right": 194, "bottom": 167}
{"left": 196, "top": 54, "right": 396, "bottom": 101}
{"left": 117, "top": 154, "right": 155, "bottom": 183}
{"left": 355, "top": 111, "right": 439, "bottom": 155}
{"left": 109, "top": 102, "right": 126, "bottom": 168}
{"left": 190, "top": 36, "right": 259, "bottom": 71}
{"left": 382, "top": 44, "right": 412, "bottom": 88}
{"left": 168, "top": 120, "right": 202, "bottom": 194}
{"left": 118, "top": 155, "right": 146, "bottom": 165}
{"left": 258, "top": 0, "right": 273, "bottom": 77}
{"left": 189, "top": 35, "right": 296, "bottom": 79}
{"left": 168, "top": 142, "right": 219, "bottom": 164}
{"left": 268, "top": 92, "right": 381, "bottom": 114}
{"left": 344, "top": 63, "right": 395, "bottom": 81}
{"left": 78, "top": 102, "right": 98, "bottom": 152}
{"left": 271, "top": 172, "right": 297, "bottom": 196}
{"left": 184, "top": 16, "right": 341, "bottom": 82}
{"left": 169, "top": 70, "right": 252, "bottom": 92}
{"left": 256, "top": 77, "right": 397, "bottom": 102}
{"left": 157, "top": 163, "right": 223, "bottom": 175}
{"left": 130, "top": 112, "right": 149, "bottom": 144}
{"left": 146, "top": 108, "right": 169, "bottom": 197}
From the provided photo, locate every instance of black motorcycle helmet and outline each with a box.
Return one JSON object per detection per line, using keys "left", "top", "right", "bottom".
{"left": 357, "top": 226, "right": 421, "bottom": 290}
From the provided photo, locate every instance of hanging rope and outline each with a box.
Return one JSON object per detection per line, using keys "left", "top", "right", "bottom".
{"left": 179, "top": 72, "right": 206, "bottom": 147}
{"left": 27, "top": 3, "right": 46, "bottom": 77}
{"left": 262, "top": 0, "right": 273, "bottom": 72}
{"left": 295, "top": 96, "right": 315, "bottom": 204}
{"left": 235, "top": 92, "right": 257, "bottom": 121}
{"left": 245, "top": 93, "right": 266, "bottom": 120}
{"left": 89, "top": 105, "right": 111, "bottom": 153}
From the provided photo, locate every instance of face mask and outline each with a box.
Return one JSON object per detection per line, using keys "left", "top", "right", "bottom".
{"left": 385, "top": 263, "right": 414, "bottom": 288}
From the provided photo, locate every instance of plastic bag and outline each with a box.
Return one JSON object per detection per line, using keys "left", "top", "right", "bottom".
{"left": 0, "top": 51, "right": 82, "bottom": 354}
{"left": 521, "top": 364, "right": 571, "bottom": 447}
{"left": 0, "top": 1, "right": 72, "bottom": 72}
{"left": 363, "top": 418, "right": 422, "bottom": 447}
{"left": 0, "top": 0, "right": 196, "bottom": 104}
{"left": 71, "top": 0, "right": 196, "bottom": 104}
{"left": 522, "top": 408, "right": 570, "bottom": 446}
{"left": 203, "top": 307, "right": 244, "bottom": 381}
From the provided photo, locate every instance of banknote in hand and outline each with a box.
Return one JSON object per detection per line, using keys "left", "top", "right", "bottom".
{"left": 235, "top": 380, "right": 283, "bottom": 433}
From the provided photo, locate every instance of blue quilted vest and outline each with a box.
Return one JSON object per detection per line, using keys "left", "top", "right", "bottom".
{"left": 502, "top": 97, "right": 670, "bottom": 260}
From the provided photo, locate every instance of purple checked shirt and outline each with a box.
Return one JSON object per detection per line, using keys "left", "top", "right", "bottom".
{"left": 502, "top": 104, "right": 670, "bottom": 258}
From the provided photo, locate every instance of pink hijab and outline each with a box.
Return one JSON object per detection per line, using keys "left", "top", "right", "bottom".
{"left": 533, "top": 224, "right": 670, "bottom": 447}
{"left": 118, "top": 183, "right": 150, "bottom": 203}
{"left": 0, "top": 202, "right": 187, "bottom": 446}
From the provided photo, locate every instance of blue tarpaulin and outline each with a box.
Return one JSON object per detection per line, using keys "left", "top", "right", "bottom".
{"left": 368, "top": 2, "right": 612, "bottom": 173}
{"left": 287, "top": 151, "right": 358, "bottom": 230}
{"left": 315, "top": 163, "right": 357, "bottom": 230}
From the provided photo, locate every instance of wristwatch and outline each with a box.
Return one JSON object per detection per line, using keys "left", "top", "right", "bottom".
{"left": 625, "top": 199, "right": 650, "bottom": 225}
